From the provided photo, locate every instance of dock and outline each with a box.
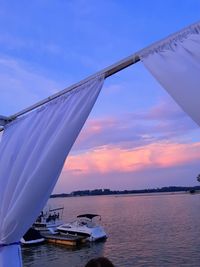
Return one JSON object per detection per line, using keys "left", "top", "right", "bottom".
{"left": 44, "top": 233, "right": 87, "bottom": 246}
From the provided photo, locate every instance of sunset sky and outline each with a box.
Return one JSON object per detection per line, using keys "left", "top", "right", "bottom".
{"left": 0, "top": 1, "right": 200, "bottom": 193}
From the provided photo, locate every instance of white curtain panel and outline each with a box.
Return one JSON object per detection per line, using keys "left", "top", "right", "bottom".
{"left": 139, "top": 22, "right": 200, "bottom": 127}
{"left": 0, "top": 75, "right": 104, "bottom": 267}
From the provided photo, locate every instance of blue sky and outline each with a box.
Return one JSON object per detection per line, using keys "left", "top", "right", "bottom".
{"left": 0, "top": 0, "right": 200, "bottom": 193}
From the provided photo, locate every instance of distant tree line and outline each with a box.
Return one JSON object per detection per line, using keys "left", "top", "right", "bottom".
{"left": 50, "top": 186, "right": 200, "bottom": 198}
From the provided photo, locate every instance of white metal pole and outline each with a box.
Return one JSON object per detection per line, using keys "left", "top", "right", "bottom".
{"left": 8, "top": 54, "right": 140, "bottom": 121}
{"left": 0, "top": 53, "right": 140, "bottom": 132}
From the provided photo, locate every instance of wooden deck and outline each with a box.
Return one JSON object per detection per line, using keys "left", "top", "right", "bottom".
{"left": 44, "top": 233, "right": 87, "bottom": 246}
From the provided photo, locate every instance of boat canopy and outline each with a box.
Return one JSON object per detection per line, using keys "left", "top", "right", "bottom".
{"left": 77, "top": 214, "right": 100, "bottom": 220}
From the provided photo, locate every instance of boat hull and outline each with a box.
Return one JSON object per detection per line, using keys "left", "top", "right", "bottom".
{"left": 57, "top": 227, "right": 107, "bottom": 241}
{"left": 21, "top": 228, "right": 45, "bottom": 246}
{"left": 21, "top": 238, "right": 45, "bottom": 246}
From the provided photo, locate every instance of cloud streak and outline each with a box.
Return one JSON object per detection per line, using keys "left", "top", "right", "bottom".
{"left": 72, "top": 98, "right": 199, "bottom": 152}
{"left": 0, "top": 56, "right": 64, "bottom": 115}
{"left": 65, "top": 142, "right": 200, "bottom": 175}
{"left": 63, "top": 98, "right": 200, "bottom": 184}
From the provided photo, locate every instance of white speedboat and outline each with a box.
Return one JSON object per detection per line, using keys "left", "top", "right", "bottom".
{"left": 33, "top": 207, "right": 64, "bottom": 234}
{"left": 57, "top": 214, "right": 107, "bottom": 242}
{"left": 21, "top": 228, "right": 45, "bottom": 245}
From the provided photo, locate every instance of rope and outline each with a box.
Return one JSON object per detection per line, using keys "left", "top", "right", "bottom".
{"left": 0, "top": 241, "right": 20, "bottom": 248}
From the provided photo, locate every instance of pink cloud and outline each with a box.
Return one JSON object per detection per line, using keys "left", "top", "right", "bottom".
{"left": 64, "top": 142, "right": 200, "bottom": 175}
{"left": 72, "top": 99, "right": 198, "bottom": 153}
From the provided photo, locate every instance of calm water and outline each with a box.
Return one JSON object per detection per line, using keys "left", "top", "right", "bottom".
{"left": 22, "top": 193, "right": 200, "bottom": 267}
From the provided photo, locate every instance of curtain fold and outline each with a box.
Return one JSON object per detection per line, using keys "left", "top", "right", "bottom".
{"left": 0, "top": 75, "right": 104, "bottom": 267}
{"left": 139, "top": 22, "right": 200, "bottom": 127}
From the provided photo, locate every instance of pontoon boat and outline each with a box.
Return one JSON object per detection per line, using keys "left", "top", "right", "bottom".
{"left": 33, "top": 207, "right": 64, "bottom": 234}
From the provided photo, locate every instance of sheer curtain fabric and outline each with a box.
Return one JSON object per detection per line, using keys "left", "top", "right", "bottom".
{"left": 139, "top": 22, "right": 200, "bottom": 127}
{"left": 0, "top": 75, "right": 104, "bottom": 267}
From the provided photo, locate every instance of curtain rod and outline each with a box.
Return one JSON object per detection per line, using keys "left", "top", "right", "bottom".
{"left": 8, "top": 53, "right": 140, "bottom": 121}
{"left": 0, "top": 53, "right": 140, "bottom": 131}
{"left": 0, "top": 19, "right": 199, "bottom": 131}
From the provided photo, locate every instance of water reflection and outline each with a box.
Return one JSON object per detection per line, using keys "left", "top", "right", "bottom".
{"left": 22, "top": 239, "right": 106, "bottom": 267}
{"left": 22, "top": 193, "right": 200, "bottom": 267}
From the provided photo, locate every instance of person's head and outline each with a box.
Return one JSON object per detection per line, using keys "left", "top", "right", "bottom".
{"left": 85, "top": 257, "right": 114, "bottom": 267}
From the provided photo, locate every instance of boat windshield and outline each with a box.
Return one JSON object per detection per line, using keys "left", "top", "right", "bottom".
{"left": 77, "top": 218, "right": 96, "bottom": 227}
{"left": 77, "top": 214, "right": 101, "bottom": 220}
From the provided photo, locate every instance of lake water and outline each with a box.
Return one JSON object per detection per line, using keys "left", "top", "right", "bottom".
{"left": 22, "top": 193, "right": 200, "bottom": 267}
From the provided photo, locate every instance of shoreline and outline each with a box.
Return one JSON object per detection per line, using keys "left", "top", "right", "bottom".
{"left": 50, "top": 186, "right": 200, "bottom": 199}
